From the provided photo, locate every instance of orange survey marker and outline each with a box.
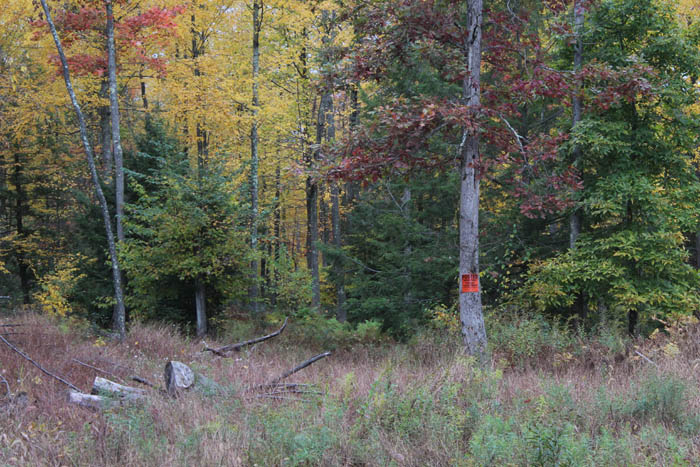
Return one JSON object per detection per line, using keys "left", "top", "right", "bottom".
{"left": 461, "top": 274, "right": 479, "bottom": 293}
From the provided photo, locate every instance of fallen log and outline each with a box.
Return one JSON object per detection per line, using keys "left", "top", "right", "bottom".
{"left": 203, "top": 317, "right": 288, "bottom": 356}
{"left": 91, "top": 377, "right": 146, "bottom": 400}
{"left": 68, "top": 390, "right": 107, "bottom": 410}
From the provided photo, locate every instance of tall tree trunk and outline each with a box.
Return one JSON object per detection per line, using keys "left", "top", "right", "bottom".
{"left": 308, "top": 92, "right": 332, "bottom": 312}
{"left": 569, "top": 0, "right": 584, "bottom": 248}
{"left": 319, "top": 183, "right": 329, "bottom": 267}
{"left": 272, "top": 161, "right": 281, "bottom": 306}
{"left": 459, "top": 0, "right": 487, "bottom": 356}
{"left": 13, "top": 152, "right": 32, "bottom": 304}
{"left": 139, "top": 69, "right": 148, "bottom": 109}
{"left": 192, "top": 13, "right": 210, "bottom": 334}
{"left": 106, "top": 1, "right": 124, "bottom": 244}
{"left": 306, "top": 177, "right": 320, "bottom": 310}
{"left": 249, "top": 0, "right": 262, "bottom": 316}
{"left": 98, "top": 80, "right": 113, "bottom": 178}
{"left": 195, "top": 276, "right": 207, "bottom": 337}
{"left": 41, "top": 0, "right": 126, "bottom": 341}
{"left": 331, "top": 182, "right": 345, "bottom": 321}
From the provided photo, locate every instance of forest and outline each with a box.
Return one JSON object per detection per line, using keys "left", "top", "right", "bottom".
{"left": 2, "top": 0, "right": 700, "bottom": 465}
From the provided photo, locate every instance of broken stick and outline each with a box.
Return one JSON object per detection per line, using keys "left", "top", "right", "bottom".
{"left": 257, "top": 351, "right": 331, "bottom": 390}
{"left": 0, "top": 334, "right": 80, "bottom": 392}
{"left": 203, "top": 317, "right": 288, "bottom": 356}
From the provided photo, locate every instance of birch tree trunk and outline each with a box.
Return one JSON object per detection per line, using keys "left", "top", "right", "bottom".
{"left": 40, "top": 0, "right": 126, "bottom": 341}
{"left": 106, "top": 0, "right": 127, "bottom": 337}
{"left": 459, "top": 0, "right": 487, "bottom": 356}
{"left": 569, "top": 0, "right": 584, "bottom": 248}
{"left": 249, "top": 0, "right": 262, "bottom": 316}
{"left": 98, "top": 80, "right": 113, "bottom": 177}
{"left": 106, "top": 1, "right": 124, "bottom": 244}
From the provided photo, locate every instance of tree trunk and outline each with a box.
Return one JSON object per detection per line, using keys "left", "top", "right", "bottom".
{"left": 98, "top": 80, "right": 113, "bottom": 177}
{"left": 459, "top": 0, "right": 487, "bottom": 356}
{"left": 40, "top": 0, "right": 126, "bottom": 341}
{"left": 569, "top": 0, "right": 584, "bottom": 248}
{"left": 106, "top": 1, "right": 124, "bottom": 244}
{"left": 195, "top": 276, "right": 207, "bottom": 337}
{"left": 13, "top": 152, "right": 32, "bottom": 304}
{"left": 331, "top": 182, "right": 345, "bottom": 321}
{"left": 106, "top": 0, "right": 127, "bottom": 337}
{"left": 306, "top": 176, "right": 320, "bottom": 310}
{"left": 308, "top": 92, "right": 333, "bottom": 312}
{"left": 139, "top": 69, "right": 148, "bottom": 109}
{"left": 249, "top": 0, "right": 262, "bottom": 316}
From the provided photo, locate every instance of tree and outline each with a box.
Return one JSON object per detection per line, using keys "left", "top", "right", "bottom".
{"left": 121, "top": 119, "right": 250, "bottom": 334}
{"left": 38, "top": 0, "right": 127, "bottom": 340}
{"left": 523, "top": 0, "right": 700, "bottom": 333}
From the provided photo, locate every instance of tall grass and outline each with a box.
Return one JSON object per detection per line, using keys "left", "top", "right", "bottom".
{"left": 1, "top": 312, "right": 699, "bottom": 465}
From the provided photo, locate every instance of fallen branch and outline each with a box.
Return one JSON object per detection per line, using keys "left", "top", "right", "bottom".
{"left": 255, "top": 395, "right": 311, "bottom": 403}
{"left": 131, "top": 375, "right": 158, "bottom": 389}
{"left": 0, "top": 373, "right": 9, "bottom": 400}
{"left": 635, "top": 350, "right": 658, "bottom": 368}
{"left": 264, "top": 389, "right": 323, "bottom": 396}
{"left": 0, "top": 324, "right": 23, "bottom": 327}
{"left": 72, "top": 358, "right": 121, "bottom": 380}
{"left": 258, "top": 351, "right": 331, "bottom": 389}
{"left": 0, "top": 333, "right": 80, "bottom": 392}
{"left": 203, "top": 317, "right": 288, "bottom": 356}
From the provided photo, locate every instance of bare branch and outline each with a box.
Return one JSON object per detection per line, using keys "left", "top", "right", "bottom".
{"left": 203, "top": 318, "right": 288, "bottom": 356}
{"left": 0, "top": 373, "right": 9, "bottom": 400}
{"left": 0, "top": 334, "right": 80, "bottom": 392}
{"left": 261, "top": 351, "right": 331, "bottom": 389}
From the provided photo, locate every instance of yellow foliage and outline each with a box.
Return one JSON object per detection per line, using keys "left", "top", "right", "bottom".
{"left": 33, "top": 254, "right": 92, "bottom": 317}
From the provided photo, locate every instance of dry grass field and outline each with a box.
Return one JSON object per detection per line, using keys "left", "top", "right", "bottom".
{"left": 1, "top": 312, "right": 699, "bottom": 466}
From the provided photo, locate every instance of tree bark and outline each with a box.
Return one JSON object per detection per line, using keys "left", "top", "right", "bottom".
{"left": 40, "top": 0, "right": 126, "bottom": 341}
{"left": 195, "top": 276, "right": 207, "bottom": 337}
{"left": 13, "top": 152, "right": 32, "bottom": 304}
{"left": 106, "top": 1, "right": 124, "bottom": 244}
{"left": 569, "top": 0, "right": 584, "bottom": 248}
{"left": 308, "top": 92, "right": 333, "bottom": 312}
{"left": 98, "top": 80, "right": 113, "bottom": 177}
{"left": 459, "top": 0, "right": 487, "bottom": 356}
{"left": 249, "top": 0, "right": 262, "bottom": 316}
{"left": 106, "top": 0, "right": 127, "bottom": 338}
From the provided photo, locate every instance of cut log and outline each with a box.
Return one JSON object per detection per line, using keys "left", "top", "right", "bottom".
{"left": 67, "top": 390, "right": 108, "bottom": 410}
{"left": 91, "top": 376, "right": 146, "bottom": 400}
{"left": 164, "top": 361, "right": 194, "bottom": 396}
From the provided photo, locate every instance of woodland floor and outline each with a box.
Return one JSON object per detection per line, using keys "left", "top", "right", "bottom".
{"left": 1, "top": 312, "right": 700, "bottom": 466}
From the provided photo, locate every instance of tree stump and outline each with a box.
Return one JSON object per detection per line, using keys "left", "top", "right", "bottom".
{"left": 164, "top": 361, "right": 194, "bottom": 396}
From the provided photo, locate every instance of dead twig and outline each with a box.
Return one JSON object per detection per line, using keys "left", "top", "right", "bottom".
{"left": 264, "top": 390, "right": 323, "bottom": 396}
{"left": 635, "top": 350, "right": 658, "bottom": 368}
{"left": 0, "top": 324, "right": 24, "bottom": 328}
{"left": 0, "top": 334, "right": 80, "bottom": 392}
{"left": 203, "top": 318, "right": 288, "bottom": 356}
{"left": 0, "top": 373, "right": 10, "bottom": 400}
{"left": 255, "top": 395, "right": 311, "bottom": 403}
{"left": 131, "top": 375, "right": 158, "bottom": 389}
{"left": 72, "top": 358, "right": 121, "bottom": 380}
{"left": 256, "top": 351, "right": 331, "bottom": 390}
